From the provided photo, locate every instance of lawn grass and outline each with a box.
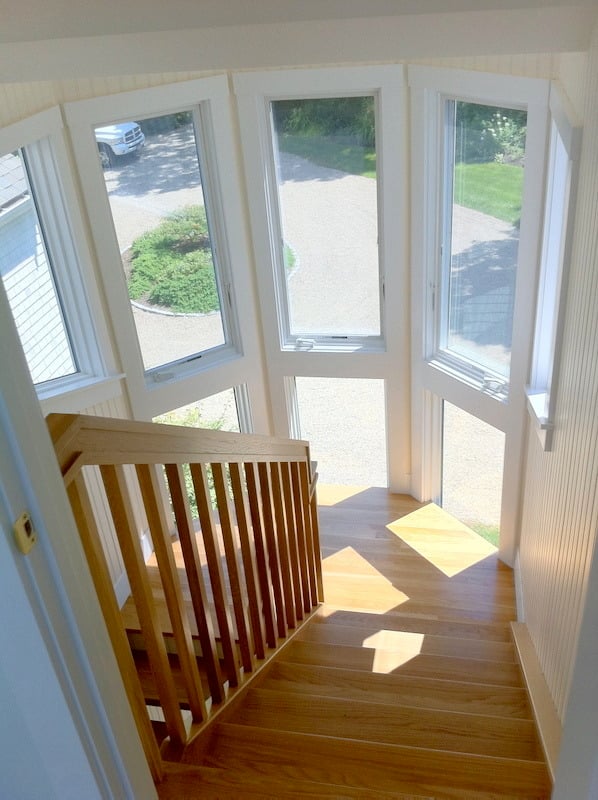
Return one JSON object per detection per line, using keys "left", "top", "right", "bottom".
{"left": 467, "top": 521, "right": 500, "bottom": 548}
{"left": 279, "top": 134, "right": 522, "bottom": 226}
{"left": 454, "top": 162, "right": 523, "bottom": 225}
{"left": 278, "top": 133, "right": 376, "bottom": 179}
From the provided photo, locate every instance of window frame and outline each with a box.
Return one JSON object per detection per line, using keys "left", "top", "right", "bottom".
{"left": 526, "top": 86, "right": 581, "bottom": 451}
{"left": 235, "top": 66, "right": 405, "bottom": 355}
{"left": 409, "top": 67, "right": 548, "bottom": 404}
{"left": 0, "top": 107, "right": 112, "bottom": 402}
{"left": 64, "top": 77, "right": 246, "bottom": 408}
{"left": 409, "top": 66, "right": 550, "bottom": 566}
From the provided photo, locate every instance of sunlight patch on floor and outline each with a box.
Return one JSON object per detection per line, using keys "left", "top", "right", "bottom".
{"left": 386, "top": 502, "right": 497, "bottom": 578}
{"left": 316, "top": 485, "right": 371, "bottom": 506}
{"left": 322, "top": 546, "right": 410, "bottom": 613}
{"left": 362, "top": 630, "right": 425, "bottom": 673}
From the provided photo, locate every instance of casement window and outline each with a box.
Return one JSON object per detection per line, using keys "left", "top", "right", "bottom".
{"left": 235, "top": 67, "right": 405, "bottom": 354}
{"left": 409, "top": 67, "right": 550, "bottom": 561}
{"left": 0, "top": 109, "right": 107, "bottom": 399}
{"left": 65, "top": 78, "right": 245, "bottom": 405}
{"left": 410, "top": 67, "right": 549, "bottom": 404}
{"left": 526, "top": 87, "right": 581, "bottom": 451}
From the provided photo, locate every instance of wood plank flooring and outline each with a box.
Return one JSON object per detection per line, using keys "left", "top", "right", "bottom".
{"left": 149, "top": 486, "right": 550, "bottom": 799}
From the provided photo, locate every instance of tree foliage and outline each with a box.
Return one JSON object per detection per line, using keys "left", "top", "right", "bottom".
{"left": 455, "top": 102, "right": 527, "bottom": 165}
{"left": 272, "top": 96, "right": 375, "bottom": 147}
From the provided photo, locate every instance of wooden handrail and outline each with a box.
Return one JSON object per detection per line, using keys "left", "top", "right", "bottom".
{"left": 46, "top": 413, "right": 322, "bottom": 782}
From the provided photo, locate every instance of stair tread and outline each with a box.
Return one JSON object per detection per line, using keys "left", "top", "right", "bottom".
{"left": 314, "top": 606, "right": 513, "bottom": 641}
{"left": 298, "top": 619, "right": 516, "bottom": 663}
{"left": 263, "top": 661, "right": 533, "bottom": 718}
{"left": 236, "top": 686, "right": 541, "bottom": 760}
{"left": 158, "top": 762, "right": 424, "bottom": 799}
{"left": 196, "top": 722, "right": 550, "bottom": 797}
{"left": 283, "top": 639, "right": 524, "bottom": 686}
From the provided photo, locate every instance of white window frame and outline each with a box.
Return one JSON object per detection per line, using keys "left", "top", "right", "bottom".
{"left": 410, "top": 67, "right": 548, "bottom": 401}
{"left": 526, "top": 85, "right": 581, "bottom": 451}
{"left": 234, "top": 66, "right": 404, "bottom": 354}
{"left": 64, "top": 77, "right": 249, "bottom": 411}
{"left": 0, "top": 108, "right": 113, "bottom": 404}
{"left": 410, "top": 66, "right": 550, "bottom": 566}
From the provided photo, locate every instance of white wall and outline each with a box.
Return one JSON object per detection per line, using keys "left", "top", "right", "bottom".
{"left": 0, "top": 7, "right": 592, "bottom": 82}
{"left": 518, "top": 20, "right": 598, "bottom": 725}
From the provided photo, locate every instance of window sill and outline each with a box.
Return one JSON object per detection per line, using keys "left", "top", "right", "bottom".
{"left": 38, "top": 373, "right": 126, "bottom": 414}
{"left": 284, "top": 337, "right": 386, "bottom": 355}
{"left": 525, "top": 388, "right": 554, "bottom": 451}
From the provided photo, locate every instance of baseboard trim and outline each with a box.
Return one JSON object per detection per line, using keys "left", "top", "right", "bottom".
{"left": 511, "top": 621, "right": 562, "bottom": 784}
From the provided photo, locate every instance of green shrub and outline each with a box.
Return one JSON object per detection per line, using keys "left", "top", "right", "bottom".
{"left": 128, "top": 206, "right": 219, "bottom": 314}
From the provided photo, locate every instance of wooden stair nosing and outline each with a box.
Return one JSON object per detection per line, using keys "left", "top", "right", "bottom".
{"left": 297, "top": 620, "right": 516, "bottom": 663}
{"left": 263, "top": 660, "right": 533, "bottom": 719}
{"left": 158, "top": 761, "right": 427, "bottom": 799}
{"left": 319, "top": 594, "right": 517, "bottom": 623}
{"left": 283, "top": 639, "right": 524, "bottom": 687}
{"left": 313, "top": 606, "right": 513, "bottom": 642}
{"left": 200, "top": 722, "right": 551, "bottom": 797}
{"left": 235, "top": 686, "right": 542, "bottom": 760}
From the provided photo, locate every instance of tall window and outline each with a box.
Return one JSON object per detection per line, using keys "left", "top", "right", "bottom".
{"left": 439, "top": 99, "right": 527, "bottom": 391}
{"left": 0, "top": 149, "right": 77, "bottom": 385}
{"left": 269, "top": 96, "right": 382, "bottom": 344}
{"left": 95, "top": 109, "right": 230, "bottom": 374}
{"left": 527, "top": 91, "right": 581, "bottom": 449}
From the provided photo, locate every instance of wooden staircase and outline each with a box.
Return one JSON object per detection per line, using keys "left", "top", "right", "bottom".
{"left": 47, "top": 416, "right": 551, "bottom": 799}
{"left": 158, "top": 488, "right": 551, "bottom": 799}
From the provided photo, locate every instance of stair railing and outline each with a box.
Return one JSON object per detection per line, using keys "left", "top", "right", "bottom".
{"left": 47, "top": 413, "right": 322, "bottom": 782}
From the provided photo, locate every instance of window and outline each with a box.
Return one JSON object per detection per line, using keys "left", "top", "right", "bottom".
{"left": 65, "top": 77, "right": 245, "bottom": 400}
{"left": 293, "top": 377, "right": 387, "bottom": 486}
{"left": 153, "top": 388, "right": 242, "bottom": 433}
{"left": 235, "top": 66, "right": 405, "bottom": 355}
{"left": 95, "top": 110, "right": 230, "bottom": 374}
{"left": 439, "top": 99, "right": 527, "bottom": 390}
{"left": 270, "top": 96, "right": 381, "bottom": 342}
{"left": 0, "top": 109, "right": 106, "bottom": 397}
{"left": 527, "top": 89, "right": 581, "bottom": 450}
{"left": 0, "top": 149, "right": 76, "bottom": 385}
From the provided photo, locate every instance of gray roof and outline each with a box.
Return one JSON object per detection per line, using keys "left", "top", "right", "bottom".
{"left": 0, "top": 152, "right": 28, "bottom": 213}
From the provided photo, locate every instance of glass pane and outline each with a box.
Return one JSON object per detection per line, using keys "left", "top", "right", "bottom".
{"left": 295, "top": 377, "right": 386, "bottom": 486}
{"left": 271, "top": 97, "right": 380, "bottom": 337}
{"left": 153, "top": 388, "right": 240, "bottom": 433}
{"left": 96, "top": 111, "right": 225, "bottom": 371}
{"left": 0, "top": 150, "right": 77, "bottom": 385}
{"left": 441, "top": 401, "right": 504, "bottom": 547}
{"left": 444, "top": 101, "right": 527, "bottom": 380}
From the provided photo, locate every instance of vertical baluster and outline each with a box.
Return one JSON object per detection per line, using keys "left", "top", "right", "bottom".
{"left": 68, "top": 474, "right": 163, "bottom": 782}
{"left": 136, "top": 464, "right": 207, "bottom": 723}
{"left": 244, "top": 462, "right": 277, "bottom": 648}
{"left": 190, "top": 463, "right": 241, "bottom": 688}
{"left": 280, "top": 461, "right": 304, "bottom": 621}
{"left": 299, "top": 460, "right": 319, "bottom": 608}
{"left": 258, "top": 461, "right": 287, "bottom": 639}
{"left": 290, "top": 461, "right": 313, "bottom": 612}
{"left": 309, "top": 462, "right": 324, "bottom": 602}
{"left": 229, "top": 463, "right": 266, "bottom": 659}
{"left": 270, "top": 462, "right": 297, "bottom": 629}
{"left": 100, "top": 464, "right": 187, "bottom": 747}
{"left": 211, "top": 462, "right": 255, "bottom": 673}
{"left": 165, "top": 463, "right": 225, "bottom": 704}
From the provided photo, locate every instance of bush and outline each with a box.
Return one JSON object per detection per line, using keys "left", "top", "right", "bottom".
{"left": 128, "top": 206, "right": 219, "bottom": 314}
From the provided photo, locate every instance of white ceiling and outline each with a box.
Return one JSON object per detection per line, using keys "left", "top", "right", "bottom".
{"left": 0, "top": 0, "right": 596, "bottom": 44}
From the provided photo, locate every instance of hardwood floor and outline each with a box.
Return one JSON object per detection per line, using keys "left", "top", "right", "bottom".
{"left": 154, "top": 486, "right": 551, "bottom": 799}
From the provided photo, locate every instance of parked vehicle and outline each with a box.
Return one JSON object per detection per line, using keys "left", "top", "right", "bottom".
{"left": 94, "top": 122, "right": 145, "bottom": 168}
